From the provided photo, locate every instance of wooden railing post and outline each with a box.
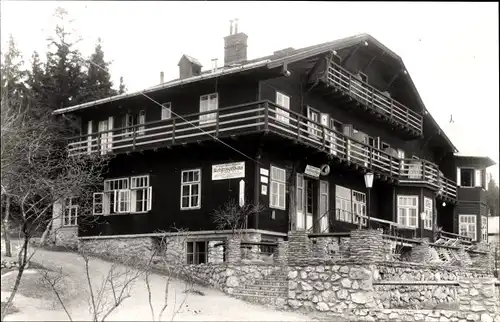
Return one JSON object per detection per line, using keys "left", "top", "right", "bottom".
{"left": 264, "top": 102, "right": 269, "bottom": 132}
{"left": 132, "top": 125, "right": 137, "bottom": 150}
{"left": 390, "top": 100, "right": 394, "bottom": 120}
{"left": 369, "top": 146, "right": 373, "bottom": 169}
{"left": 422, "top": 161, "right": 426, "bottom": 181}
{"left": 405, "top": 108, "right": 409, "bottom": 127}
{"left": 348, "top": 75, "right": 352, "bottom": 95}
{"left": 322, "top": 126, "right": 326, "bottom": 149}
{"left": 215, "top": 110, "right": 220, "bottom": 137}
{"left": 172, "top": 119, "right": 176, "bottom": 145}
{"left": 346, "top": 139, "right": 351, "bottom": 161}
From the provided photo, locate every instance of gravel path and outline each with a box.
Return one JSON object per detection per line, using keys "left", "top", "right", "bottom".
{"left": 2, "top": 247, "right": 313, "bottom": 321}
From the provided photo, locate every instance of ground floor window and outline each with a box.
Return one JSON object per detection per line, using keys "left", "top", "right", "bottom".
{"left": 187, "top": 241, "right": 208, "bottom": 264}
{"left": 459, "top": 214, "right": 477, "bottom": 241}
{"left": 423, "top": 197, "right": 433, "bottom": 230}
{"left": 481, "top": 215, "right": 488, "bottom": 242}
{"left": 63, "top": 197, "right": 78, "bottom": 226}
{"left": 93, "top": 175, "right": 152, "bottom": 215}
{"left": 181, "top": 169, "right": 201, "bottom": 210}
{"left": 270, "top": 166, "right": 286, "bottom": 210}
{"left": 335, "top": 185, "right": 367, "bottom": 226}
{"left": 397, "top": 195, "right": 418, "bottom": 228}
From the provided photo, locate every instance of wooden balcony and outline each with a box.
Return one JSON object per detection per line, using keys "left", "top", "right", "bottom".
{"left": 320, "top": 61, "right": 423, "bottom": 137}
{"left": 66, "top": 100, "right": 454, "bottom": 201}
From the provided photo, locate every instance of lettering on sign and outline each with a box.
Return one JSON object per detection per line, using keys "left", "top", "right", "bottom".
{"left": 260, "top": 168, "right": 269, "bottom": 176}
{"left": 260, "top": 176, "right": 268, "bottom": 184}
{"left": 212, "top": 162, "right": 245, "bottom": 180}
{"left": 304, "top": 165, "right": 321, "bottom": 178}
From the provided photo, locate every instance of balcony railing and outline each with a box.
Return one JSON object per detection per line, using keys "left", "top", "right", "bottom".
{"left": 66, "top": 100, "right": 455, "bottom": 200}
{"left": 324, "top": 61, "right": 423, "bottom": 136}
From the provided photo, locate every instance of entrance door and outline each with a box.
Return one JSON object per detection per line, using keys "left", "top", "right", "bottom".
{"left": 305, "top": 179, "right": 314, "bottom": 230}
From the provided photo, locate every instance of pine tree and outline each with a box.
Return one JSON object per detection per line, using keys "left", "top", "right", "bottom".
{"left": 0, "top": 35, "right": 28, "bottom": 108}
{"left": 43, "top": 7, "right": 87, "bottom": 111}
{"left": 80, "top": 38, "right": 118, "bottom": 102}
{"left": 487, "top": 176, "right": 500, "bottom": 217}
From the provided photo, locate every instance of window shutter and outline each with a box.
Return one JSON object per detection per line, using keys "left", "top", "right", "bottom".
{"left": 87, "top": 121, "right": 93, "bottom": 153}
{"left": 283, "top": 95, "right": 290, "bottom": 109}
{"left": 93, "top": 193, "right": 104, "bottom": 215}
{"left": 456, "top": 168, "right": 461, "bottom": 186}
{"left": 474, "top": 170, "right": 481, "bottom": 187}
{"left": 276, "top": 92, "right": 282, "bottom": 106}
{"left": 147, "top": 186, "right": 152, "bottom": 211}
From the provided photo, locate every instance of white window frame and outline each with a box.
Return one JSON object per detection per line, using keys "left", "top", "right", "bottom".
{"left": 96, "top": 176, "right": 153, "bottom": 215}
{"left": 296, "top": 174, "right": 305, "bottom": 230}
{"left": 130, "top": 175, "right": 152, "bottom": 213}
{"left": 161, "top": 102, "right": 172, "bottom": 120}
{"left": 397, "top": 195, "right": 418, "bottom": 228}
{"left": 137, "top": 110, "right": 146, "bottom": 135}
{"left": 199, "top": 93, "right": 218, "bottom": 124}
{"left": 423, "top": 197, "right": 433, "bottom": 230}
{"left": 335, "top": 185, "right": 352, "bottom": 223}
{"left": 86, "top": 120, "right": 93, "bottom": 154}
{"left": 62, "top": 197, "right": 79, "bottom": 227}
{"left": 123, "top": 113, "right": 134, "bottom": 138}
{"left": 181, "top": 169, "right": 201, "bottom": 210}
{"left": 352, "top": 190, "right": 367, "bottom": 227}
{"left": 270, "top": 166, "right": 286, "bottom": 210}
{"left": 481, "top": 215, "right": 488, "bottom": 242}
{"left": 275, "top": 92, "right": 290, "bottom": 125}
{"left": 319, "top": 181, "right": 329, "bottom": 232}
{"left": 459, "top": 214, "right": 477, "bottom": 241}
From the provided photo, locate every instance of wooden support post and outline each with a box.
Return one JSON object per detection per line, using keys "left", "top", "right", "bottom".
{"left": 171, "top": 119, "right": 176, "bottom": 145}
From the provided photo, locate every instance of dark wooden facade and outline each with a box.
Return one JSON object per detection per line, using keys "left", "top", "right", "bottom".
{"left": 58, "top": 33, "right": 492, "bottom": 243}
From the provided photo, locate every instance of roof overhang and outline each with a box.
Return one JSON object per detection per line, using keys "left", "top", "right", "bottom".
{"left": 52, "top": 59, "right": 271, "bottom": 115}
{"left": 454, "top": 154, "right": 496, "bottom": 168}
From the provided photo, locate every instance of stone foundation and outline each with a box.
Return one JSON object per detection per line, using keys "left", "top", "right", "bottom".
{"left": 79, "top": 236, "right": 154, "bottom": 262}
{"left": 349, "top": 229, "right": 385, "bottom": 261}
{"left": 54, "top": 227, "right": 78, "bottom": 249}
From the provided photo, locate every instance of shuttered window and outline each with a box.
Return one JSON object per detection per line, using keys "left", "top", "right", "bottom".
{"left": 270, "top": 166, "right": 286, "bottom": 210}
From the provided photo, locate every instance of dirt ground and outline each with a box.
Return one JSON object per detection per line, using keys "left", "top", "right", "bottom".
{"left": 1, "top": 246, "right": 314, "bottom": 321}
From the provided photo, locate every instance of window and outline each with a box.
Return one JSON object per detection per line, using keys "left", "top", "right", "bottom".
{"left": 459, "top": 215, "right": 477, "bottom": 241}
{"left": 397, "top": 195, "right": 418, "bottom": 228}
{"left": 275, "top": 92, "right": 290, "bottom": 124}
{"left": 86, "top": 120, "right": 93, "bottom": 153}
{"left": 161, "top": 102, "right": 172, "bottom": 120}
{"left": 131, "top": 175, "right": 152, "bottom": 213}
{"left": 93, "top": 176, "right": 152, "bottom": 215}
{"left": 199, "top": 93, "right": 218, "bottom": 124}
{"left": 138, "top": 110, "right": 146, "bottom": 135}
{"left": 270, "top": 166, "right": 286, "bottom": 210}
{"left": 307, "top": 106, "right": 321, "bottom": 139}
{"left": 98, "top": 117, "right": 113, "bottom": 154}
{"left": 481, "top": 216, "right": 488, "bottom": 242}
{"left": 319, "top": 181, "right": 329, "bottom": 232}
{"left": 186, "top": 241, "right": 208, "bottom": 264}
{"left": 181, "top": 169, "right": 201, "bottom": 209}
{"left": 63, "top": 197, "right": 78, "bottom": 226}
{"left": 335, "top": 185, "right": 352, "bottom": 223}
{"left": 330, "top": 119, "right": 343, "bottom": 132}
{"left": 296, "top": 174, "right": 305, "bottom": 230}
{"left": 352, "top": 190, "right": 367, "bottom": 226}
{"left": 423, "top": 197, "right": 433, "bottom": 230}
{"left": 123, "top": 113, "right": 134, "bottom": 137}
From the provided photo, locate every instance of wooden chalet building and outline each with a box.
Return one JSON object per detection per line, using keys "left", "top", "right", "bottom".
{"left": 51, "top": 23, "right": 495, "bottom": 260}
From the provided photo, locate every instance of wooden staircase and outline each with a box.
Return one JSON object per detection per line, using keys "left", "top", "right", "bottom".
{"left": 433, "top": 237, "right": 465, "bottom": 265}
{"left": 231, "top": 270, "right": 288, "bottom": 309}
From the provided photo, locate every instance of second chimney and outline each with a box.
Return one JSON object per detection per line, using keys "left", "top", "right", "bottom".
{"left": 224, "top": 19, "right": 248, "bottom": 66}
{"left": 178, "top": 54, "right": 203, "bottom": 79}
{"left": 160, "top": 71, "right": 164, "bottom": 84}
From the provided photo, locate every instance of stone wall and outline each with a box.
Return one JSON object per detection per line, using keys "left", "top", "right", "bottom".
{"left": 374, "top": 284, "right": 458, "bottom": 310}
{"left": 286, "top": 264, "right": 376, "bottom": 314}
{"left": 79, "top": 236, "right": 154, "bottom": 261}
{"left": 208, "top": 240, "right": 224, "bottom": 264}
{"left": 458, "top": 278, "right": 500, "bottom": 317}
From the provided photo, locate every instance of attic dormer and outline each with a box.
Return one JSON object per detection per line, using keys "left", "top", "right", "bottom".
{"left": 178, "top": 54, "right": 203, "bottom": 79}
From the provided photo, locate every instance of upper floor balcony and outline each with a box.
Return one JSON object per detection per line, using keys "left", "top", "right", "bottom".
{"left": 66, "top": 100, "right": 455, "bottom": 201}
{"left": 316, "top": 60, "right": 423, "bottom": 138}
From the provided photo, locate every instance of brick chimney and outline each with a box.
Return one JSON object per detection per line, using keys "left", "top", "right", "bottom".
{"left": 224, "top": 19, "right": 248, "bottom": 66}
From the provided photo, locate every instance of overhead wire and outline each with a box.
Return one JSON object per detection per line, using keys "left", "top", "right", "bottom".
{"left": 74, "top": 52, "right": 263, "bottom": 166}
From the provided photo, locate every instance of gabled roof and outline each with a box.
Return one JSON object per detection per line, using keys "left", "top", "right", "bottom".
{"left": 178, "top": 54, "right": 203, "bottom": 67}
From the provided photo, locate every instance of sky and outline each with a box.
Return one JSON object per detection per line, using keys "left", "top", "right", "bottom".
{"left": 1, "top": 1, "right": 499, "bottom": 182}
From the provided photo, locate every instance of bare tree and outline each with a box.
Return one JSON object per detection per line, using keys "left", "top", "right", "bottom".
{"left": 211, "top": 199, "right": 265, "bottom": 239}
{"left": 0, "top": 100, "right": 109, "bottom": 319}
{"left": 144, "top": 229, "right": 197, "bottom": 321}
